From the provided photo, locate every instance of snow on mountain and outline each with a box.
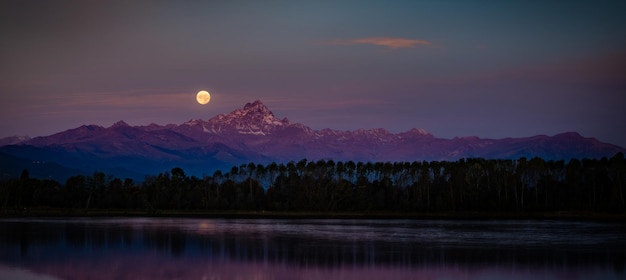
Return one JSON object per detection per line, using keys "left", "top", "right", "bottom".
{"left": 1, "top": 100, "right": 624, "bottom": 180}
{"left": 205, "top": 100, "right": 291, "bottom": 135}
{"left": 0, "top": 135, "right": 31, "bottom": 146}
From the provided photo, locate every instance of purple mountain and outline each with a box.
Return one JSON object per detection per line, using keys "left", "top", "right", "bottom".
{"left": 1, "top": 100, "right": 624, "bottom": 180}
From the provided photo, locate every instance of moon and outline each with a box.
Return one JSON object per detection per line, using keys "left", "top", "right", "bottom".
{"left": 196, "top": 90, "right": 211, "bottom": 105}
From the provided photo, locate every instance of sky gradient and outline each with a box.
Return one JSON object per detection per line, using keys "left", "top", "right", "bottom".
{"left": 1, "top": 0, "right": 625, "bottom": 147}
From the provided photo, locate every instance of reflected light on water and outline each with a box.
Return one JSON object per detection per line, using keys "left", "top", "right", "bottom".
{"left": 197, "top": 221, "right": 216, "bottom": 235}
{"left": 0, "top": 258, "right": 619, "bottom": 280}
{"left": 0, "top": 265, "right": 61, "bottom": 280}
{"left": 1, "top": 218, "right": 625, "bottom": 280}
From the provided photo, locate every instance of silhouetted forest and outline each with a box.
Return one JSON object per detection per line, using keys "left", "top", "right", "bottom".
{"left": 2, "top": 153, "right": 625, "bottom": 213}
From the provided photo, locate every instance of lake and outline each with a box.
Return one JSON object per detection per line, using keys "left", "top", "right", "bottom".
{"left": 1, "top": 218, "right": 625, "bottom": 279}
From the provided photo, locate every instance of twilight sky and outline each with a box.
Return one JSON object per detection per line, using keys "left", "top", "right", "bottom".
{"left": 1, "top": 0, "right": 625, "bottom": 147}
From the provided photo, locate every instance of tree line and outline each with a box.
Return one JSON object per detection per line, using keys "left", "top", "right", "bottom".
{"left": 1, "top": 153, "right": 625, "bottom": 213}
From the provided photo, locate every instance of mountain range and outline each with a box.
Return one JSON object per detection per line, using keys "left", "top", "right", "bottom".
{"left": 1, "top": 100, "right": 624, "bottom": 181}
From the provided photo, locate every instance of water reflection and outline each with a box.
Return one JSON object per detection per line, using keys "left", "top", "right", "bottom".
{"left": 1, "top": 218, "right": 625, "bottom": 279}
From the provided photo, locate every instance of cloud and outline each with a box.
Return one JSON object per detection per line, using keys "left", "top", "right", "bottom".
{"left": 325, "top": 37, "right": 432, "bottom": 49}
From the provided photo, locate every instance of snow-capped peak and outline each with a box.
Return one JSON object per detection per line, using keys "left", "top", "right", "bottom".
{"left": 401, "top": 128, "right": 432, "bottom": 137}
{"left": 206, "top": 100, "right": 290, "bottom": 135}
{"left": 243, "top": 100, "right": 270, "bottom": 112}
{"left": 110, "top": 120, "right": 130, "bottom": 128}
{"left": 183, "top": 119, "right": 205, "bottom": 126}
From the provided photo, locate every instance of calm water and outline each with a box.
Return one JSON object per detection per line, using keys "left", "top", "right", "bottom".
{"left": 1, "top": 218, "right": 625, "bottom": 280}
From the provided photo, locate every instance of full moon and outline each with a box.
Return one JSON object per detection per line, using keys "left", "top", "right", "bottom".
{"left": 196, "top": 90, "right": 211, "bottom": 105}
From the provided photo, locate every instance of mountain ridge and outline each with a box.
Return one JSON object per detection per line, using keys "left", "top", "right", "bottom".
{"left": 1, "top": 100, "right": 624, "bottom": 180}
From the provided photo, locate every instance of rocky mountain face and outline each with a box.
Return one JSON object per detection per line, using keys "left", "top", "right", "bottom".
{"left": 1, "top": 100, "right": 624, "bottom": 180}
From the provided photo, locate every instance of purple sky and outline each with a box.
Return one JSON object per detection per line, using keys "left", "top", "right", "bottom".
{"left": 1, "top": 0, "right": 625, "bottom": 147}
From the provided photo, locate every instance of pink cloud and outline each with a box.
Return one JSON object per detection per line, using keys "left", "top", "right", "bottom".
{"left": 325, "top": 37, "right": 432, "bottom": 49}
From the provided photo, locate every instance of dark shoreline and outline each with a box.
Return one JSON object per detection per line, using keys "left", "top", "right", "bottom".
{"left": 2, "top": 208, "right": 625, "bottom": 222}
